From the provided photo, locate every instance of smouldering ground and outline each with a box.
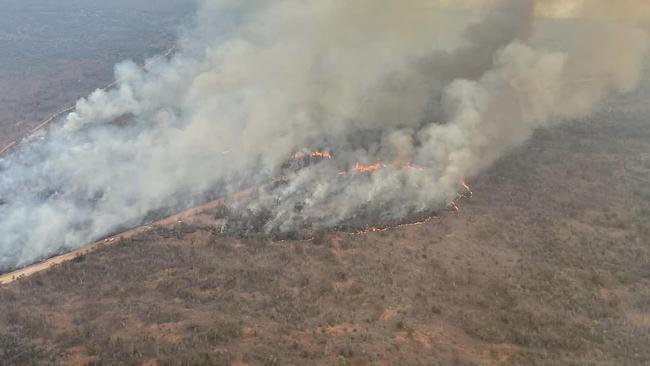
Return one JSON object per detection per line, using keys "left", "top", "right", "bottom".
{"left": 1, "top": 105, "right": 649, "bottom": 365}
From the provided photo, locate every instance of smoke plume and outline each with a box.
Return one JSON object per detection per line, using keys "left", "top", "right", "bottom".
{"left": 0, "top": 0, "right": 647, "bottom": 270}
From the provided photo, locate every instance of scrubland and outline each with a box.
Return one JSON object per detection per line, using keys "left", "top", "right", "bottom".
{"left": 1, "top": 101, "right": 649, "bottom": 365}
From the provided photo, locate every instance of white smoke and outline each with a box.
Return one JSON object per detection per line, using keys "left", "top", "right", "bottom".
{"left": 0, "top": 0, "right": 647, "bottom": 270}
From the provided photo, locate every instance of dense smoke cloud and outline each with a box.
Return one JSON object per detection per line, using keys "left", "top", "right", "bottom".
{"left": 0, "top": 0, "right": 647, "bottom": 270}
{"left": 538, "top": 0, "right": 650, "bottom": 20}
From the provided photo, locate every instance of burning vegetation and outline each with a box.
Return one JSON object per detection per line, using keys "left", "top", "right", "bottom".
{"left": 350, "top": 162, "right": 384, "bottom": 174}
{"left": 291, "top": 150, "right": 332, "bottom": 161}
{"left": 1, "top": 0, "right": 647, "bottom": 272}
{"left": 215, "top": 149, "right": 475, "bottom": 241}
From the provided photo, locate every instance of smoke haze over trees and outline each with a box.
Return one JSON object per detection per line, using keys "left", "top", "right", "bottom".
{"left": 0, "top": 0, "right": 648, "bottom": 270}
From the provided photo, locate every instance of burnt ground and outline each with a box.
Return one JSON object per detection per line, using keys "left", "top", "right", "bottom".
{"left": 0, "top": 98, "right": 649, "bottom": 366}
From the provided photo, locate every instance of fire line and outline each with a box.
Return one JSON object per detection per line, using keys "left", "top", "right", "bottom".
{"left": 1, "top": 140, "right": 474, "bottom": 285}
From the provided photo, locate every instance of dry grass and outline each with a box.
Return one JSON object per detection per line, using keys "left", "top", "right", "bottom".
{"left": 1, "top": 109, "right": 650, "bottom": 365}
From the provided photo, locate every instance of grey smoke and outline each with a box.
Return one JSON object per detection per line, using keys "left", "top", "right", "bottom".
{"left": 0, "top": 0, "right": 647, "bottom": 270}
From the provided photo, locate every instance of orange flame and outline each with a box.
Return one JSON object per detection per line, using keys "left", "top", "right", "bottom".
{"left": 459, "top": 180, "right": 473, "bottom": 198}
{"left": 352, "top": 162, "right": 384, "bottom": 173}
{"left": 339, "top": 161, "right": 424, "bottom": 175}
{"left": 311, "top": 151, "right": 332, "bottom": 159}
{"left": 293, "top": 150, "right": 333, "bottom": 160}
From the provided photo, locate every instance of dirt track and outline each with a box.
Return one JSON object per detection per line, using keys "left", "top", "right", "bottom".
{"left": 2, "top": 112, "right": 649, "bottom": 365}
{"left": 0, "top": 47, "right": 190, "bottom": 285}
{"left": 0, "top": 47, "right": 175, "bottom": 159}
{"left": 0, "top": 186, "right": 257, "bottom": 285}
